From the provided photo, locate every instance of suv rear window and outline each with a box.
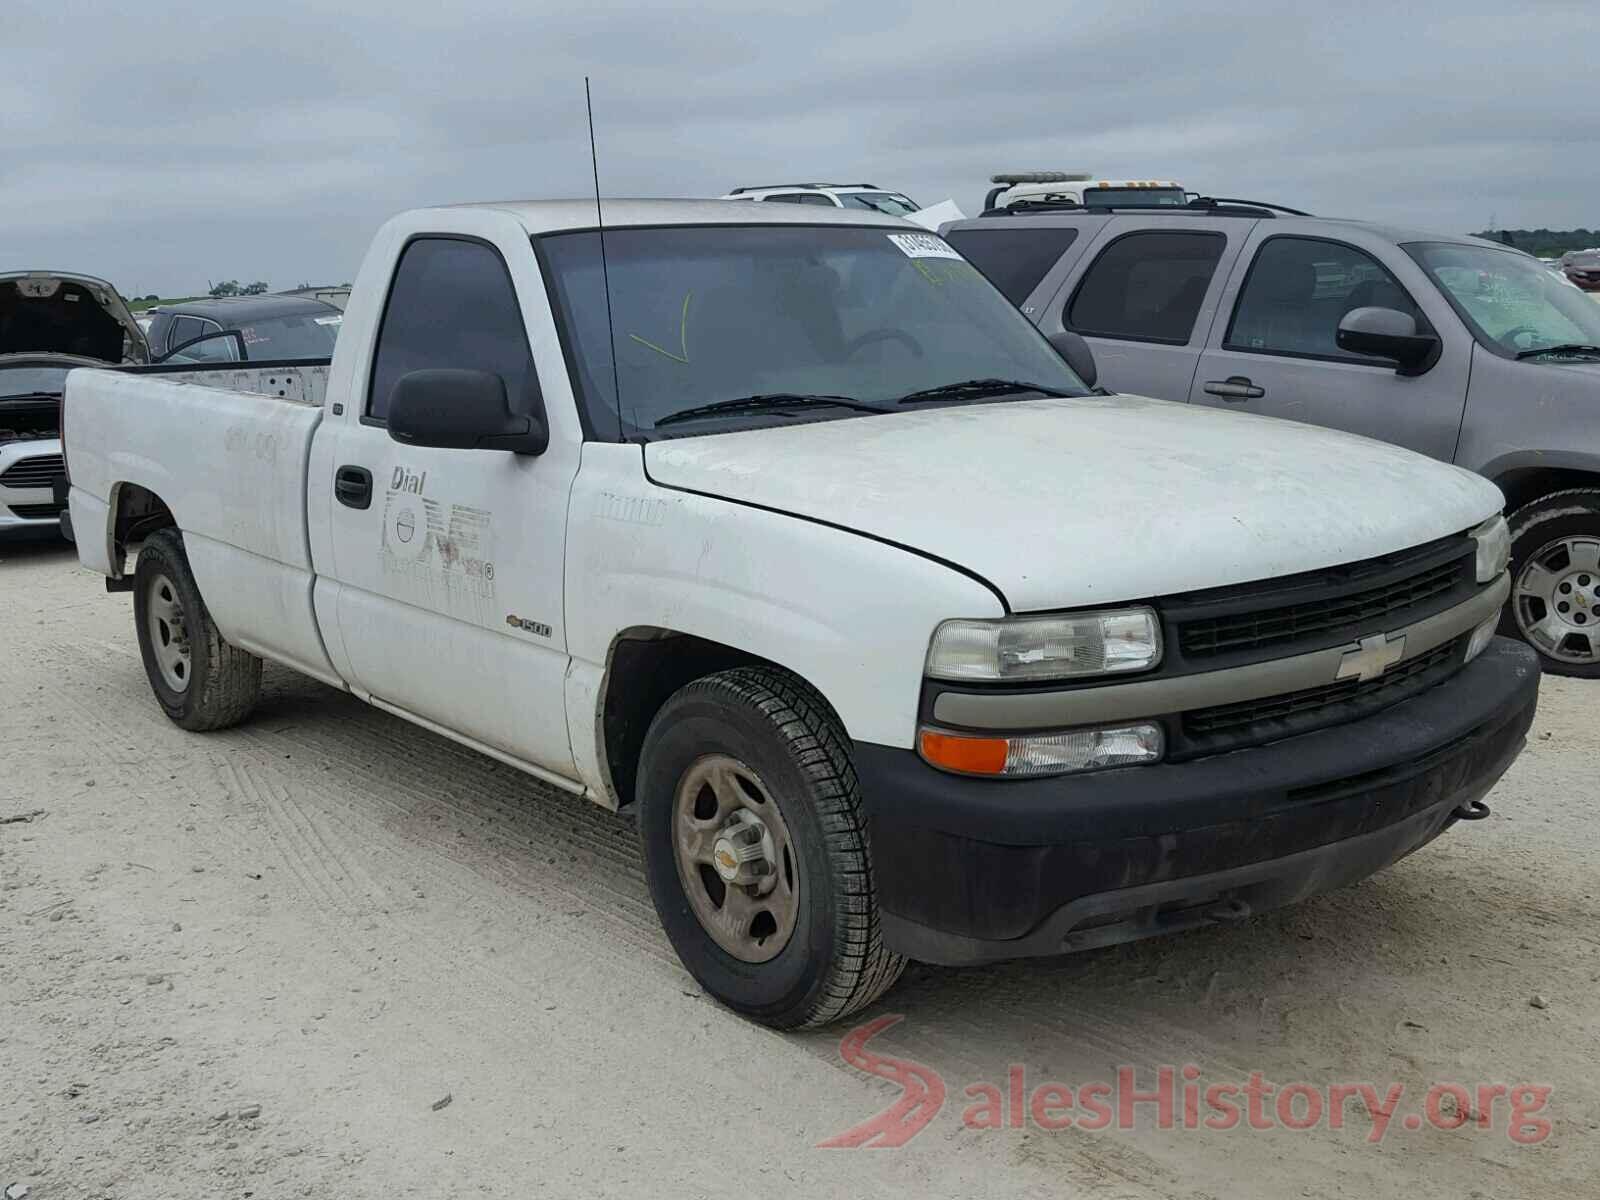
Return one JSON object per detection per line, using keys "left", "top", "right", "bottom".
{"left": 944, "top": 227, "right": 1079, "bottom": 305}
{"left": 1068, "top": 230, "right": 1226, "bottom": 343}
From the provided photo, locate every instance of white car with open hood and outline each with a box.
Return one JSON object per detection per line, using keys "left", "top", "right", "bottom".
{"left": 60, "top": 199, "right": 1538, "bottom": 1029}
{"left": 0, "top": 270, "right": 148, "bottom": 534}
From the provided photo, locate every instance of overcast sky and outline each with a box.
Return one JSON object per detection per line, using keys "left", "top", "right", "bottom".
{"left": 4, "top": 0, "right": 1594, "bottom": 296}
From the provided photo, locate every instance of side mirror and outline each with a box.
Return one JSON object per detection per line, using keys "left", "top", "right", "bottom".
{"left": 1336, "top": 307, "right": 1440, "bottom": 375}
{"left": 155, "top": 329, "right": 247, "bottom": 364}
{"left": 388, "top": 368, "right": 548, "bottom": 455}
{"left": 1047, "top": 330, "right": 1098, "bottom": 388}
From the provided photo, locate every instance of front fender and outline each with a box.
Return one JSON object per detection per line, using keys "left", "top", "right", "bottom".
{"left": 565, "top": 444, "right": 1003, "bottom": 752}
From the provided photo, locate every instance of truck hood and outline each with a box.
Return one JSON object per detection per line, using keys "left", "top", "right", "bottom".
{"left": 643, "top": 394, "right": 1502, "bottom": 611}
{"left": 0, "top": 271, "right": 148, "bottom": 365}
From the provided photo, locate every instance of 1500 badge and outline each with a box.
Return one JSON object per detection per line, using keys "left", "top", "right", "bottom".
{"left": 506, "top": 614, "right": 552, "bottom": 638}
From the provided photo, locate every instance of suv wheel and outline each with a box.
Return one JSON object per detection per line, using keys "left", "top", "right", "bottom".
{"left": 636, "top": 666, "right": 905, "bottom": 1029}
{"left": 1503, "top": 489, "right": 1600, "bottom": 677}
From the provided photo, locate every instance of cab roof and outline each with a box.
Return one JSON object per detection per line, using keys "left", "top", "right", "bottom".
{"left": 438, "top": 198, "right": 914, "bottom": 234}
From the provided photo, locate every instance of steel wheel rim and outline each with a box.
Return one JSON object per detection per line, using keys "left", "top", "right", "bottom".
{"left": 145, "top": 572, "right": 193, "bottom": 693}
{"left": 1514, "top": 535, "right": 1600, "bottom": 665}
{"left": 671, "top": 754, "right": 799, "bottom": 963}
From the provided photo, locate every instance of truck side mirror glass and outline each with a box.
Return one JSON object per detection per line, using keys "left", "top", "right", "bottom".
{"left": 1047, "top": 330, "right": 1098, "bottom": 389}
{"left": 388, "top": 368, "right": 548, "bottom": 455}
{"left": 1336, "top": 307, "right": 1440, "bottom": 375}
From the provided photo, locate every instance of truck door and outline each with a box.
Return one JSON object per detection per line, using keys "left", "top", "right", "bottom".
{"left": 1034, "top": 216, "right": 1249, "bottom": 402}
{"left": 1187, "top": 228, "right": 1470, "bottom": 461}
{"left": 316, "top": 228, "right": 582, "bottom": 780}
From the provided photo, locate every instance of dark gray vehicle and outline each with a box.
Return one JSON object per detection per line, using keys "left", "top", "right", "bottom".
{"left": 144, "top": 294, "right": 342, "bottom": 363}
{"left": 943, "top": 201, "right": 1600, "bottom": 675}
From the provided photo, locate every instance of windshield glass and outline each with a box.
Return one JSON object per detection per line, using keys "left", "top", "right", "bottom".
{"left": 837, "top": 192, "right": 920, "bottom": 216}
{"left": 1083, "top": 187, "right": 1188, "bottom": 208}
{"left": 170, "top": 311, "right": 341, "bottom": 362}
{"left": 1406, "top": 241, "right": 1600, "bottom": 358}
{"left": 538, "top": 225, "right": 1087, "bottom": 438}
{"left": 0, "top": 365, "right": 72, "bottom": 398}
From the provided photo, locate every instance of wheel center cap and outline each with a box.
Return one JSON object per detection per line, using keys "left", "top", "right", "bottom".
{"left": 710, "top": 811, "right": 771, "bottom": 884}
{"left": 711, "top": 838, "right": 742, "bottom": 881}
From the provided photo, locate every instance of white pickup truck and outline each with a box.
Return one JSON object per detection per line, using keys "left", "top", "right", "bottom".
{"left": 62, "top": 200, "right": 1539, "bottom": 1029}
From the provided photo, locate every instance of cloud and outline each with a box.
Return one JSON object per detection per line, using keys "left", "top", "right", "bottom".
{"left": 2, "top": 0, "right": 1593, "bottom": 294}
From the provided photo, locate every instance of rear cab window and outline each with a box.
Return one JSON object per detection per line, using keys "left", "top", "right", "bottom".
{"left": 944, "top": 227, "right": 1080, "bottom": 306}
{"left": 1067, "top": 230, "right": 1226, "bottom": 343}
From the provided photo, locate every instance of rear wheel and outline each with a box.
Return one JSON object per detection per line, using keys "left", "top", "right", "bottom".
{"left": 133, "top": 529, "right": 263, "bottom": 729}
{"left": 1503, "top": 489, "right": 1600, "bottom": 678}
{"left": 636, "top": 666, "right": 905, "bottom": 1029}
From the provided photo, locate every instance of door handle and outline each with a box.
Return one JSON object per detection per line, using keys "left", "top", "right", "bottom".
{"left": 335, "top": 465, "right": 373, "bottom": 510}
{"left": 1202, "top": 376, "right": 1265, "bottom": 401}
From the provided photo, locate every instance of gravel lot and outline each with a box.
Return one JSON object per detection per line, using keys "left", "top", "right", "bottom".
{"left": 3, "top": 536, "right": 1597, "bottom": 1199}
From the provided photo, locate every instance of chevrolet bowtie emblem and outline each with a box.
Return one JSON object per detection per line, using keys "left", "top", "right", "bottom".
{"left": 1337, "top": 632, "right": 1407, "bottom": 682}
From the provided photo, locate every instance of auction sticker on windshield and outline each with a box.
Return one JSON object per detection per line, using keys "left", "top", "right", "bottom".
{"left": 887, "top": 233, "right": 963, "bottom": 261}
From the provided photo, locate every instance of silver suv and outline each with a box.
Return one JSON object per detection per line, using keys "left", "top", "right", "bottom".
{"left": 942, "top": 200, "right": 1600, "bottom": 676}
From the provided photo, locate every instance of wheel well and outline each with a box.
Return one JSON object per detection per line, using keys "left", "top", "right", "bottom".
{"left": 110, "top": 483, "right": 176, "bottom": 576}
{"left": 599, "top": 630, "right": 777, "bottom": 810}
{"left": 1494, "top": 468, "right": 1600, "bottom": 516}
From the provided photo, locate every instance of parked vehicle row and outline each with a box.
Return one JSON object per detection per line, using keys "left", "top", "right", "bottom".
{"left": 941, "top": 200, "right": 1600, "bottom": 676}
{"left": 60, "top": 199, "right": 1536, "bottom": 1029}
{"left": 1, "top": 281, "right": 342, "bottom": 533}
{"left": 1559, "top": 247, "right": 1600, "bottom": 292}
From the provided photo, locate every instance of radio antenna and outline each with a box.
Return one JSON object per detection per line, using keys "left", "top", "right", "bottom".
{"left": 585, "top": 77, "right": 625, "bottom": 442}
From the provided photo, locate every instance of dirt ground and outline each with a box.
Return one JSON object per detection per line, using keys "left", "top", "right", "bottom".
{"left": 2, "top": 536, "right": 1596, "bottom": 1199}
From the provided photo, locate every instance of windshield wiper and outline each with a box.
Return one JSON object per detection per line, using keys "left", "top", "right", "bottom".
{"left": 896, "top": 379, "right": 1065, "bottom": 405}
{"left": 1515, "top": 343, "right": 1600, "bottom": 360}
{"left": 653, "top": 393, "right": 884, "bottom": 428}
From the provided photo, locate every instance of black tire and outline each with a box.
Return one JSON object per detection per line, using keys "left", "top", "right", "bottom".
{"left": 133, "top": 528, "right": 263, "bottom": 729}
{"left": 1501, "top": 488, "right": 1600, "bottom": 678}
{"left": 636, "top": 666, "right": 905, "bottom": 1029}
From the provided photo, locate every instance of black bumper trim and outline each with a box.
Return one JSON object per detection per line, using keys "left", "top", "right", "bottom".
{"left": 857, "top": 638, "right": 1539, "bottom": 961}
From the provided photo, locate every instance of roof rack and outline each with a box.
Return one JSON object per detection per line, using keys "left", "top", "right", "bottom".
{"left": 978, "top": 195, "right": 1310, "bottom": 220}
{"left": 726, "top": 182, "right": 881, "bottom": 195}
{"left": 1189, "top": 196, "right": 1311, "bottom": 216}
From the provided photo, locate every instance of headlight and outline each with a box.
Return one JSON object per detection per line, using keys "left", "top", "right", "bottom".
{"left": 925, "top": 607, "right": 1162, "bottom": 682}
{"left": 1471, "top": 515, "right": 1510, "bottom": 583}
{"left": 919, "top": 723, "right": 1165, "bottom": 778}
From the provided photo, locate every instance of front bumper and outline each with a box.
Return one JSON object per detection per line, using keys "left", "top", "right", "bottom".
{"left": 856, "top": 638, "right": 1539, "bottom": 965}
{"left": 0, "top": 437, "right": 67, "bottom": 534}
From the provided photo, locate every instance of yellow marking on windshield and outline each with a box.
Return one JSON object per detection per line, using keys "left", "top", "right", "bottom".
{"left": 628, "top": 291, "right": 693, "bottom": 363}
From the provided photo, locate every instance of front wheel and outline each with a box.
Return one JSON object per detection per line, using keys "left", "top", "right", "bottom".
{"left": 133, "top": 528, "right": 264, "bottom": 728}
{"left": 1503, "top": 489, "right": 1600, "bottom": 678}
{"left": 636, "top": 666, "right": 905, "bottom": 1029}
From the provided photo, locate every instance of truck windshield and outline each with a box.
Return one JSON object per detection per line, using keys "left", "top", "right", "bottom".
{"left": 537, "top": 224, "right": 1087, "bottom": 439}
{"left": 1083, "top": 187, "right": 1188, "bottom": 208}
{"left": 167, "top": 312, "right": 341, "bottom": 363}
{"left": 837, "top": 192, "right": 920, "bottom": 217}
{"left": 1406, "top": 241, "right": 1600, "bottom": 359}
{"left": 1, "top": 366, "right": 72, "bottom": 398}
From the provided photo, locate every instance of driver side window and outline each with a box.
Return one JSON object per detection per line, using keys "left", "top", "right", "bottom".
{"left": 1227, "top": 237, "right": 1423, "bottom": 363}
{"left": 366, "top": 236, "right": 536, "bottom": 423}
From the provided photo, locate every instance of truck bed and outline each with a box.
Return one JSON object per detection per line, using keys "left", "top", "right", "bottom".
{"left": 64, "top": 360, "right": 338, "bottom": 683}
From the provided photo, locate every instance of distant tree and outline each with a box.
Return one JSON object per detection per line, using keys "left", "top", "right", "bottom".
{"left": 242, "top": 281, "right": 269, "bottom": 295}
{"left": 209, "top": 279, "right": 241, "bottom": 297}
